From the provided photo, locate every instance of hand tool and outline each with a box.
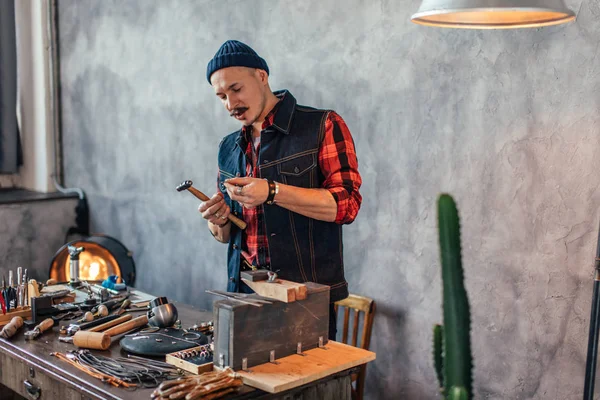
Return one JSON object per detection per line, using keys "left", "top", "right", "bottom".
{"left": 68, "top": 245, "right": 84, "bottom": 287}
{"left": 23, "top": 269, "right": 28, "bottom": 306}
{"left": 0, "top": 277, "right": 6, "bottom": 315}
{"left": 147, "top": 298, "right": 178, "bottom": 328}
{"left": 209, "top": 289, "right": 273, "bottom": 304}
{"left": 76, "top": 311, "right": 94, "bottom": 324}
{"left": 24, "top": 318, "right": 54, "bottom": 340}
{"left": 0, "top": 316, "right": 24, "bottom": 339}
{"left": 60, "top": 314, "right": 149, "bottom": 350}
{"left": 176, "top": 180, "right": 247, "bottom": 230}
{"left": 1, "top": 276, "right": 6, "bottom": 314}
{"left": 93, "top": 304, "right": 109, "bottom": 318}
{"left": 87, "top": 314, "right": 132, "bottom": 332}
{"left": 115, "top": 299, "right": 131, "bottom": 315}
{"left": 16, "top": 267, "right": 22, "bottom": 308}
{"left": 92, "top": 283, "right": 119, "bottom": 296}
{"left": 6, "top": 271, "right": 14, "bottom": 310}
{"left": 124, "top": 307, "right": 150, "bottom": 312}
{"left": 205, "top": 290, "right": 266, "bottom": 307}
{"left": 91, "top": 296, "right": 128, "bottom": 314}
{"left": 65, "top": 314, "right": 122, "bottom": 336}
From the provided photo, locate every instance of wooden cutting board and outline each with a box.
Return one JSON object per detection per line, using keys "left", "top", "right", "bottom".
{"left": 232, "top": 341, "right": 375, "bottom": 393}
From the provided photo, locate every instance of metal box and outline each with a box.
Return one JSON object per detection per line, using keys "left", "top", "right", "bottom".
{"left": 213, "top": 282, "right": 330, "bottom": 370}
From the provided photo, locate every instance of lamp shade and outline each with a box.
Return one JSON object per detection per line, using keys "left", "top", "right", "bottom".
{"left": 411, "top": 0, "right": 575, "bottom": 29}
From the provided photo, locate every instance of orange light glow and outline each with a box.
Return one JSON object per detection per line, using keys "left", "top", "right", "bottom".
{"left": 50, "top": 242, "right": 122, "bottom": 283}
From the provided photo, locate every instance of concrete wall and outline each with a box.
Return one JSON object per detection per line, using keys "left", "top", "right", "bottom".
{"left": 0, "top": 197, "right": 77, "bottom": 282}
{"left": 57, "top": 1, "right": 600, "bottom": 398}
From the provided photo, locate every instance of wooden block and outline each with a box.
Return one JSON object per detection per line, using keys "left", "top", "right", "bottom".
{"left": 0, "top": 308, "right": 32, "bottom": 328}
{"left": 241, "top": 278, "right": 307, "bottom": 303}
{"left": 233, "top": 341, "right": 376, "bottom": 393}
{"left": 277, "top": 280, "right": 307, "bottom": 301}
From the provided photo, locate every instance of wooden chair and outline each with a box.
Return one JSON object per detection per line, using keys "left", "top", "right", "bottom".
{"left": 334, "top": 294, "right": 375, "bottom": 400}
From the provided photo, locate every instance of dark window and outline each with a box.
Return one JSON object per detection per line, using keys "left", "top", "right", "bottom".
{"left": 0, "top": 0, "right": 22, "bottom": 174}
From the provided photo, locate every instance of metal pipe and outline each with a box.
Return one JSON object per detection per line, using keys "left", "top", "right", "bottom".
{"left": 45, "top": 0, "right": 84, "bottom": 200}
{"left": 583, "top": 219, "right": 600, "bottom": 400}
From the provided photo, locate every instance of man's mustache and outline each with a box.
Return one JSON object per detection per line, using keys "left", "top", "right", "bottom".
{"left": 230, "top": 107, "right": 249, "bottom": 117}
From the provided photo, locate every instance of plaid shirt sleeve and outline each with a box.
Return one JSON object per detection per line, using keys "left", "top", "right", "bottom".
{"left": 319, "top": 112, "right": 362, "bottom": 224}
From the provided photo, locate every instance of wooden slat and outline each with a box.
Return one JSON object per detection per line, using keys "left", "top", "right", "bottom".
{"left": 342, "top": 308, "right": 350, "bottom": 344}
{"left": 234, "top": 341, "right": 375, "bottom": 393}
{"left": 351, "top": 309, "right": 359, "bottom": 348}
{"left": 0, "top": 308, "right": 31, "bottom": 327}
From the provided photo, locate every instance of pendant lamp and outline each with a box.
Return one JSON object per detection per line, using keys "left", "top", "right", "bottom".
{"left": 411, "top": 0, "right": 575, "bottom": 29}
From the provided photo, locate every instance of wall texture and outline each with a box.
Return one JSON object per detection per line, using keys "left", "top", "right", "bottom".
{"left": 0, "top": 197, "right": 77, "bottom": 282}
{"left": 57, "top": 0, "right": 600, "bottom": 398}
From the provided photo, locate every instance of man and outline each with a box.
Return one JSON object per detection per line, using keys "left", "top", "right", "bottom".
{"left": 199, "top": 40, "right": 362, "bottom": 340}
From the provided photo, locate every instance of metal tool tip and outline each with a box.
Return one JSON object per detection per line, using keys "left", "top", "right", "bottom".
{"left": 176, "top": 180, "right": 193, "bottom": 192}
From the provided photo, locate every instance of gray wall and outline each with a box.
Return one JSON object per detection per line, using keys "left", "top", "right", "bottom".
{"left": 57, "top": 1, "right": 600, "bottom": 399}
{"left": 0, "top": 198, "right": 77, "bottom": 282}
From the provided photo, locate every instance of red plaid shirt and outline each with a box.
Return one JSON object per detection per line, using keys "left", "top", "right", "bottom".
{"left": 227, "top": 100, "right": 362, "bottom": 269}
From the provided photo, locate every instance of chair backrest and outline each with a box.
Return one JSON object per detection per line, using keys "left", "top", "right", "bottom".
{"left": 334, "top": 294, "right": 375, "bottom": 350}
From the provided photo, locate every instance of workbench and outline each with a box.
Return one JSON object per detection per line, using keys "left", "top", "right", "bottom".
{"left": 0, "top": 292, "right": 358, "bottom": 400}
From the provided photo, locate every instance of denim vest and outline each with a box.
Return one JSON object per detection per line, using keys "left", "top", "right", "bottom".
{"left": 217, "top": 90, "right": 349, "bottom": 303}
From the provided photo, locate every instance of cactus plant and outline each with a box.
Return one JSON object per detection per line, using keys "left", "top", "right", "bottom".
{"left": 433, "top": 194, "right": 473, "bottom": 399}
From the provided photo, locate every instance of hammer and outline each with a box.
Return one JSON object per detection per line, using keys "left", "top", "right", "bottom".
{"left": 59, "top": 314, "right": 148, "bottom": 350}
{"left": 176, "top": 180, "right": 247, "bottom": 230}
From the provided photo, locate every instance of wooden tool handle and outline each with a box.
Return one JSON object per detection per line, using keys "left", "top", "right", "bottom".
{"left": 37, "top": 318, "right": 55, "bottom": 333}
{"left": 88, "top": 314, "right": 132, "bottom": 332}
{"left": 73, "top": 331, "right": 111, "bottom": 350}
{"left": 0, "top": 316, "right": 23, "bottom": 339}
{"left": 103, "top": 314, "right": 148, "bottom": 337}
{"left": 188, "top": 187, "right": 247, "bottom": 230}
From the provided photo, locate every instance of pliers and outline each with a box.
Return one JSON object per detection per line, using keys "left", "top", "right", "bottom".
{"left": 3, "top": 276, "right": 15, "bottom": 312}
{"left": 0, "top": 277, "right": 6, "bottom": 314}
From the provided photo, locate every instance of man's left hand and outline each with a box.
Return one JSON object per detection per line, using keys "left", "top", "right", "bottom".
{"left": 224, "top": 177, "right": 269, "bottom": 209}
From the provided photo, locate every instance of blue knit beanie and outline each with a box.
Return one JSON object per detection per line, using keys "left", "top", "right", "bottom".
{"left": 206, "top": 40, "right": 269, "bottom": 84}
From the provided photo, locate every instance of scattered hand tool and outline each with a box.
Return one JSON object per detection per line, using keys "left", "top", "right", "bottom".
{"left": 176, "top": 180, "right": 247, "bottom": 230}
{"left": 93, "top": 283, "right": 119, "bottom": 296}
{"left": 205, "top": 290, "right": 269, "bottom": 307}
{"left": 1, "top": 276, "right": 6, "bottom": 314}
{"left": 115, "top": 299, "right": 131, "bottom": 315}
{"left": 0, "top": 316, "right": 24, "bottom": 339}
{"left": 60, "top": 314, "right": 149, "bottom": 350}
{"left": 24, "top": 318, "right": 54, "bottom": 340}
{"left": 23, "top": 269, "right": 28, "bottom": 306}
{"left": 65, "top": 314, "right": 122, "bottom": 336}
{"left": 93, "top": 304, "right": 109, "bottom": 318}
{"left": 77, "top": 311, "right": 94, "bottom": 324}
{"left": 87, "top": 314, "right": 132, "bottom": 332}
{"left": 16, "top": 267, "right": 23, "bottom": 308}
{"left": 6, "top": 271, "right": 15, "bottom": 310}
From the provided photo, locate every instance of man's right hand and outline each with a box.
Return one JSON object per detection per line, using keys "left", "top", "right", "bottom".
{"left": 198, "top": 193, "right": 231, "bottom": 227}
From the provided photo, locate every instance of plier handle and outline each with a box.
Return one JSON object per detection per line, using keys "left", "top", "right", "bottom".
{"left": 0, "top": 292, "right": 6, "bottom": 315}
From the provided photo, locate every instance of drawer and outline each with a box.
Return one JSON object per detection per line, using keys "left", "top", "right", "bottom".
{"left": 0, "top": 348, "right": 91, "bottom": 400}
